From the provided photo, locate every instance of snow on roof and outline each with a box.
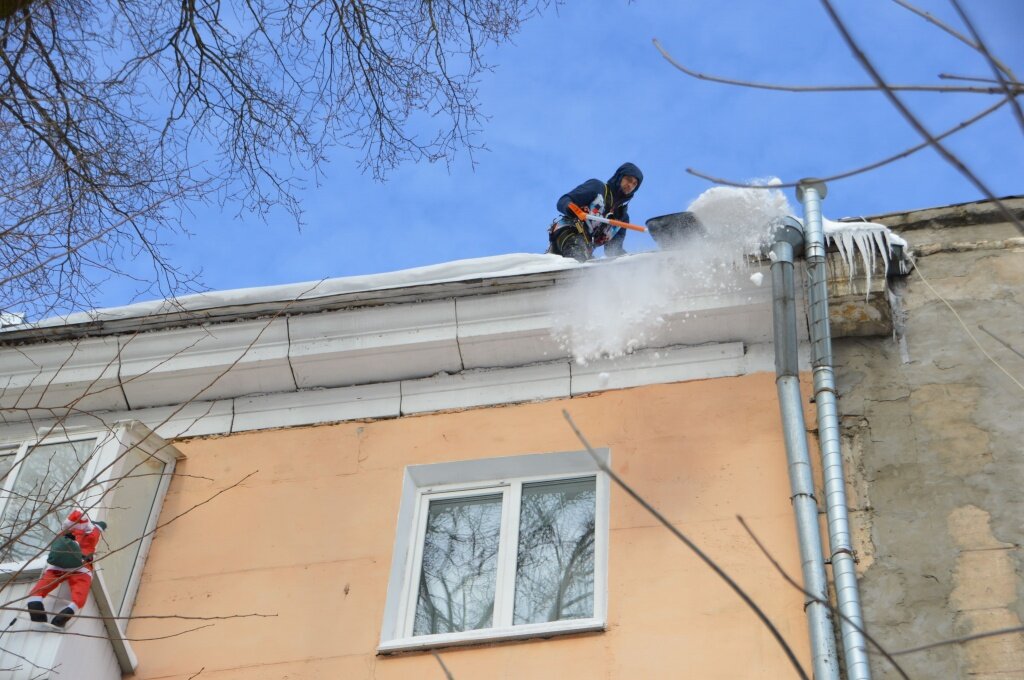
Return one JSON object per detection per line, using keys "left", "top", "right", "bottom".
{"left": 6, "top": 185, "right": 915, "bottom": 337}
{"left": 14, "top": 253, "right": 580, "bottom": 331}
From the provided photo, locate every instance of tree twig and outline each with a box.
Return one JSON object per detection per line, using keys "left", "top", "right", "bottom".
{"left": 948, "top": 0, "right": 1024, "bottom": 135}
{"left": 651, "top": 38, "right": 1013, "bottom": 95}
{"left": 978, "top": 325, "right": 1024, "bottom": 361}
{"left": 736, "top": 515, "right": 910, "bottom": 679}
{"left": 432, "top": 651, "right": 455, "bottom": 680}
{"left": 890, "top": 0, "right": 1017, "bottom": 80}
{"left": 686, "top": 97, "right": 1007, "bottom": 189}
{"left": 818, "top": 0, "right": 1024, "bottom": 236}
{"left": 889, "top": 625, "right": 1024, "bottom": 656}
{"left": 562, "top": 409, "right": 810, "bottom": 680}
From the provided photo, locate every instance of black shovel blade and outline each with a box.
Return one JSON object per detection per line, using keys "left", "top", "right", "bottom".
{"left": 645, "top": 211, "right": 704, "bottom": 250}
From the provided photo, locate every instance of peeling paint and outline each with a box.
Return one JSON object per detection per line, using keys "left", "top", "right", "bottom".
{"left": 948, "top": 506, "right": 1024, "bottom": 676}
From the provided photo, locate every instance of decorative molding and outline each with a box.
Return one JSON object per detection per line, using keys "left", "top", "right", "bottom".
{"left": 0, "top": 257, "right": 789, "bottom": 439}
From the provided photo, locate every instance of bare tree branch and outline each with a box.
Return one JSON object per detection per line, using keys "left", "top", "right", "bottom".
{"left": 651, "top": 38, "right": 1017, "bottom": 95}
{"left": 889, "top": 625, "right": 1024, "bottom": 657}
{"left": 686, "top": 97, "right": 1007, "bottom": 189}
{"left": 948, "top": 0, "right": 1024, "bottom": 135}
{"left": 561, "top": 409, "right": 810, "bottom": 680}
{"left": 1, "top": 0, "right": 554, "bottom": 319}
{"left": 735, "top": 515, "right": 910, "bottom": 680}
{"left": 890, "top": 0, "right": 1017, "bottom": 80}
{"left": 432, "top": 651, "right": 455, "bottom": 680}
{"left": 939, "top": 73, "right": 1020, "bottom": 86}
{"left": 817, "top": 0, "right": 1024, "bottom": 236}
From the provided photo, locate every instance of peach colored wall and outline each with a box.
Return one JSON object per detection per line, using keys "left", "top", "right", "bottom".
{"left": 128, "top": 373, "right": 815, "bottom": 679}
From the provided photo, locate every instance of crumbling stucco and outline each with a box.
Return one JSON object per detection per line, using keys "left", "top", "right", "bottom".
{"left": 831, "top": 198, "right": 1024, "bottom": 679}
{"left": 948, "top": 505, "right": 1024, "bottom": 675}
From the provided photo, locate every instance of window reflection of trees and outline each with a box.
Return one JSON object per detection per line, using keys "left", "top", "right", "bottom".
{"left": 514, "top": 479, "right": 596, "bottom": 625}
{"left": 414, "top": 495, "right": 502, "bottom": 635}
{"left": 0, "top": 440, "right": 95, "bottom": 563}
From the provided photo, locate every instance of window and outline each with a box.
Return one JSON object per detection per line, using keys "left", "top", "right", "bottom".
{"left": 0, "top": 447, "right": 16, "bottom": 483}
{"left": 0, "top": 438, "right": 99, "bottom": 564}
{"left": 0, "top": 422, "right": 181, "bottom": 634}
{"left": 379, "top": 450, "right": 609, "bottom": 653}
{"left": 97, "top": 435, "right": 177, "bottom": 621}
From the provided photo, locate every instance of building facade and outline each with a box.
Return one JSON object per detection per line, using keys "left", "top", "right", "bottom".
{"left": 0, "top": 196, "right": 1019, "bottom": 679}
{"left": 837, "top": 196, "right": 1024, "bottom": 679}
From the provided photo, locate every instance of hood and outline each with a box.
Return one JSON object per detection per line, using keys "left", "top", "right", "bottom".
{"left": 608, "top": 162, "right": 643, "bottom": 202}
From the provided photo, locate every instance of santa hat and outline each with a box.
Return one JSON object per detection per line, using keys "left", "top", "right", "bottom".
{"left": 61, "top": 509, "right": 94, "bottom": 534}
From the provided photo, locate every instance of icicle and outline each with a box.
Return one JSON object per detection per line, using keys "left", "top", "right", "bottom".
{"left": 822, "top": 217, "right": 904, "bottom": 301}
{"left": 854, "top": 229, "right": 875, "bottom": 296}
{"left": 872, "top": 229, "right": 890, "bottom": 278}
{"left": 840, "top": 230, "right": 857, "bottom": 281}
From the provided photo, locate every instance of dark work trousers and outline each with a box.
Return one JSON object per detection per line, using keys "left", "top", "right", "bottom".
{"left": 549, "top": 221, "right": 592, "bottom": 262}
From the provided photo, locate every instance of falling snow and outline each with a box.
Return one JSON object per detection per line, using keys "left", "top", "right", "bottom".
{"left": 550, "top": 181, "right": 907, "bottom": 363}
{"left": 551, "top": 181, "right": 791, "bottom": 363}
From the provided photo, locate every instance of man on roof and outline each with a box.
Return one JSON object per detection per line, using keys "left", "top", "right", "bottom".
{"left": 548, "top": 162, "right": 643, "bottom": 262}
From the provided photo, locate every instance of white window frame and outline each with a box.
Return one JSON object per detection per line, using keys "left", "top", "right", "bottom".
{"left": 0, "top": 431, "right": 113, "bottom": 573}
{"left": 93, "top": 422, "right": 182, "bottom": 628}
{"left": 378, "top": 449, "right": 610, "bottom": 654}
{"left": 0, "top": 421, "right": 182, "bottom": 673}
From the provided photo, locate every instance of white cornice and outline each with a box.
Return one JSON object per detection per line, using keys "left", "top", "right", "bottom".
{"left": 0, "top": 341, "right": 787, "bottom": 443}
{"left": 0, "top": 253, "right": 800, "bottom": 439}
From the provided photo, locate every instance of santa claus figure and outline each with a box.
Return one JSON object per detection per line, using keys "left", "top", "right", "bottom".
{"left": 26, "top": 509, "right": 107, "bottom": 628}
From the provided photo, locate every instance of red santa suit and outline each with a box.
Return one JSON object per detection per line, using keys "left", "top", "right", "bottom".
{"left": 27, "top": 510, "right": 105, "bottom": 626}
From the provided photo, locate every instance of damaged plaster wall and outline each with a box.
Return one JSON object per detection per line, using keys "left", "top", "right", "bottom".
{"left": 832, "top": 197, "right": 1024, "bottom": 679}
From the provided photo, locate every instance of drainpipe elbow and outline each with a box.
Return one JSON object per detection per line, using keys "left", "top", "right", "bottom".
{"left": 768, "top": 216, "right": 805, "bottom": 261}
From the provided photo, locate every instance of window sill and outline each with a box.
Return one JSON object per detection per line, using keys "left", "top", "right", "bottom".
{"left": 0, "top": 560, "right": 43, "bottom": 580}
{"left": 377, "top": 617, "right": 606, "bottom": 654}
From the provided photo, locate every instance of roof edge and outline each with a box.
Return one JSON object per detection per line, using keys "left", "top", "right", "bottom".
{"left": 850, "top": 195, "right": 1024, "bottom": 232}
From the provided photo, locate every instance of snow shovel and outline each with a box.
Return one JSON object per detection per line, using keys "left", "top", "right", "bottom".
{"left": 567, "top": 202, "right": 647, "bottom": 232}
{"left": 645, "top": 212, "right": 704, "bottom": 250}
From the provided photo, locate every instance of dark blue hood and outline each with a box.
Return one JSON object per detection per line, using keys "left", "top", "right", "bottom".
{"left": 608, "top": 162, "right": 643, "bottom": 203}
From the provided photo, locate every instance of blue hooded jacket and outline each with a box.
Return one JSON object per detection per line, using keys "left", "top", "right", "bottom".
{"left": 555, "top": 162, "right": 644, "bottom": 255}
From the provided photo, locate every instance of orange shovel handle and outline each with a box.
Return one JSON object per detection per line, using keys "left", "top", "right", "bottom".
{"left": 567, "top": 202, "right": 646, "bottom": 232}
{"left": 603, "top": 217, "right": 647, "bottom": 232}
{"left": 567, "top": 202, "right": 589, "bottom": 221}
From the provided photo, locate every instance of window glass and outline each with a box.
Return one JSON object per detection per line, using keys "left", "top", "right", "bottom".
{"left": 514, "top": 478, "right": 596, "bottom": 625}
{"left": 0, "top": 448, "right": 16, "bottom": 485}
{"left": 100, "top": 447, "right": 165, "bottom": 614}
{"left": 0, "top": 439, "right": 95, "bottom": 563}
{"left": 413, "top": 494, "right": 503, "bottom": 635}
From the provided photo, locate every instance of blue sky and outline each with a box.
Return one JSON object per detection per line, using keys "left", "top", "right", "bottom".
{"left": 105, "top": 1, "right": 1023, "bottom": 308}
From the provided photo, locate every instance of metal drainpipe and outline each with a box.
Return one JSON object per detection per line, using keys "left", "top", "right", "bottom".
{"left": 769, "top": 217, "right": 840, "bottom": 680}
{"left": 797, "top": 179, "right": 872, "bottom": 680}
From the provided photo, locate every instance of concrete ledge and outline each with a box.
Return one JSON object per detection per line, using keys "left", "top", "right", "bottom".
{"left": 288, "top": 300, "right": 463, "bottom": 388}
{"left": 570, "top": 342, "right": 745, "bottom": 395}
{"left": 400, "top": 363, "right": 571, "bottom": 415}
{"left": 232, "top": 383, "right": 401, "bottom": 432}
{"left": 0, "top": 340, "right": 779, "bottom": 443}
